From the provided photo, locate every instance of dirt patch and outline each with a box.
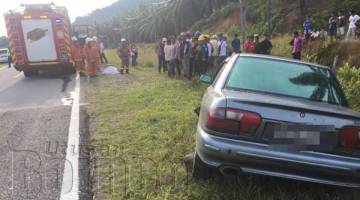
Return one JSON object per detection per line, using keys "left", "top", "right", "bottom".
{"left": 213, "top": 8, "right": 241, "bottom": 32}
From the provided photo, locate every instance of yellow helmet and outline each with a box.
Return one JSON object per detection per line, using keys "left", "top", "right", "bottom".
{"left": 198, "top": 34, "right": 206, "bottom": 41}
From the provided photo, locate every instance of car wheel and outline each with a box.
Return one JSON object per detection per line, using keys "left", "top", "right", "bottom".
{"left": 192, "top": 152, "right": 213, "bottom": 180}
{"left": 23, "top": 70, "right": 38, "bottom": 77}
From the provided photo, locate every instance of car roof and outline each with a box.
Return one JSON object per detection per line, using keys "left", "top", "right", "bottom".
{"left": 238, "top": 54, "right": 330, "bottom": 70}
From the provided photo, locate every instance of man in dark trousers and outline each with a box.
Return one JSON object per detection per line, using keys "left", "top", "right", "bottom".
{"left": 156, "top": 38, "right": 166, "bottom": 73}
{"left": 180, "top": 32, "right": 192, "bottom": 79}
{"left": 258, "top": 35, "right": 273, "bottom": 55}
{"left": 231, "top": 34, "right": 241, "bottom": 54}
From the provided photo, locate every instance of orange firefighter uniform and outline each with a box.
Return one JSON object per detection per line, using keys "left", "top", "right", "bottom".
{"left": 117, "top": 43, "right": 130, "bottom": 74}
{"left": 84, "top": 41, "right": 100, "bottom": 77}
{"left": 71, "top": 43, "right": 85, "bottom": 73}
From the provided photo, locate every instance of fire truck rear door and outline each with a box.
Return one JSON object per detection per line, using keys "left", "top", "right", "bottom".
{"left": 21, "top": 19, "right": 57, "bottom": 62}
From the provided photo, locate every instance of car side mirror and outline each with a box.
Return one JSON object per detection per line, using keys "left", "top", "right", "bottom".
{"left": 200, "top": 75, "right": 212, "bottom": 84}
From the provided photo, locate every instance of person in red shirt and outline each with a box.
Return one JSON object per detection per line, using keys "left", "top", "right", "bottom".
{"left": 84, "top": 38, "right": 100, "bottom": 77}
{"left": 71, "top": 37, "right": 86, "bottom": 76}
{"left": 243, "top": 36, "right": 256, "bottom": 53}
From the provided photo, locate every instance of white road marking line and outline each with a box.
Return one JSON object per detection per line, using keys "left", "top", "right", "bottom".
{"left": 60, "top": 73, "right": 80, "bottom": 200}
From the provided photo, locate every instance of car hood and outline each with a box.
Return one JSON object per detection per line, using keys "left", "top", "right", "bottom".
{"left": 223, "top": 89, "right": 360, "bottom": 120}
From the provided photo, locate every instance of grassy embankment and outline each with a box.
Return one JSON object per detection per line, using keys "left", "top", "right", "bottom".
{"left": 85, "top": 43, "right": 359, "bottom": 200}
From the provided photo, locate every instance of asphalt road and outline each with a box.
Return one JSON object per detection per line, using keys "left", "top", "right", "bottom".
{"left": 0, "top": 65, "right": 83, "bottom": 200}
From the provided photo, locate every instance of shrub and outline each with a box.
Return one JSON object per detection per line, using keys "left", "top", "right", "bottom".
{"left": 337, "top": 63, "right": 360, "bottom": 111}
{"left": 144, "top": 61, "right": 155, "bottom": 68}
{"left": 313, "top": 41, "right": 360, "bottom": 68}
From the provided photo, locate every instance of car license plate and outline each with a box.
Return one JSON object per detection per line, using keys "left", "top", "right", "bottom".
{"left": 265, "top": 123, "right": 337, "bottom": 151}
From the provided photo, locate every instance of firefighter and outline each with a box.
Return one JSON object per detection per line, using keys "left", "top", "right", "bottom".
{"left": 84, "top": 38, "right": 100, "bottom": 77}
{"left": 91, "top": 36, "right": 101, "bottom": 67}
{"left": 117, "top": 38, "right": 130, "bottom": 74}
{"left": 71, "top": 37, "right": 85, "bottom": 76}
{"left": 93, "top": 36, "right": 102, "bottom": 64}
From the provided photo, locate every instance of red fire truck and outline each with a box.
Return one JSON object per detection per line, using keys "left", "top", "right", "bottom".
{"left": 4, "top": 4, "right": 74, "bottom": 77}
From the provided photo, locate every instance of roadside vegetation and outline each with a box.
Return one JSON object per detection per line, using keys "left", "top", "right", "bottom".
{"left": 85, "top": 45, "right": 359, "bottom": 200}
{"left": 87, "top": 0, "right": 360, "bottom": 46}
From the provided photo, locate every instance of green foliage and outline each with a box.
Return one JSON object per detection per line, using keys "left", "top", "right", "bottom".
{"left": 329, "top": 0, "right": 360, "bottom": 15}
{"left": 95, "top": 0, "right": 237, "bottom": 45}
{"left": 191, "top": 2, "right": 239, "bottom": 31}
{"left": 337, "top": 64, "right": 360, "bottom": 111}
{"left": 91, "top": 0, "right": 360, "bottom": 45}
{"left": 270, "top": 34, "right": 292, "bottom": 57}
{"left": 312, "top": 41, "right": 360, "bottom": 68}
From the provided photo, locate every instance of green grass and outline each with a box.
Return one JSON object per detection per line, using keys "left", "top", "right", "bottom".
{"left": 85, "top": 46, "right": 359, "bottom": 200}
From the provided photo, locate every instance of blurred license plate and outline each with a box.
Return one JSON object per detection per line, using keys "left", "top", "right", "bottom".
{"left": 265, "top": 123, "right": 337, "bottom": 151}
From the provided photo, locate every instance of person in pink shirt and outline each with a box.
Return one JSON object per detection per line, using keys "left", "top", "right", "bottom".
{"left": 290, "top": 31, "right": 303, "bottom": 60}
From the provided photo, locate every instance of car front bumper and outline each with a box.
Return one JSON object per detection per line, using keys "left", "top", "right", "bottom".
{"left": 196, "top": 126, "right": 360, "bottom": 188}
{"left": 0, "top": 57, "right": 8, "bottom": 63}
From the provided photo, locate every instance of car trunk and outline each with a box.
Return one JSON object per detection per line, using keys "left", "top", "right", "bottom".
{"left": 224, "top": 89, "right": 360, "bottom": 155}
{"left": 224, "top": 90, "right": 360, "bottom": 126}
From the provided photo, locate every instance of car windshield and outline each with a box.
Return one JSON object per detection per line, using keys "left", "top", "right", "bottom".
{"left": 0, "top": 50, "right": 8, "bottom": 54}
{"left": 226, "top": 57, "right": 348, "bottom": 107}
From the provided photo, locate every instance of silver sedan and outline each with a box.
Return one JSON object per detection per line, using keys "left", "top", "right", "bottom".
{"left": 193, "top": 54, "right": 360, "bottom": 188}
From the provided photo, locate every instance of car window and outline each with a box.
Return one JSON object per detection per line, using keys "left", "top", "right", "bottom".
{"left": 226, "top": 57, "right": 348, "bottom": 107}
{"left": 0, "top": 50, "right": 8, "bottom": 54}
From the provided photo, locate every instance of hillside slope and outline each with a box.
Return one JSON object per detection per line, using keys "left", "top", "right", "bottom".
{"left": 83, "top": 0, "right": 360, "bottom": 45}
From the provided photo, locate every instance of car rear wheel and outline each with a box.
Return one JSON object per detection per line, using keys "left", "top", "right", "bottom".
{"left": 23, "top": 70, "right": 38, "bottom": 77}
{"left": 192, "top": 152, "right": 214, "bottom": 180}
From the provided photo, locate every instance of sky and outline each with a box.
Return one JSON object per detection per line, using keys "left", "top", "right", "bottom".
{"left": 0, "top": 0, "right": 119, "bottom": 37}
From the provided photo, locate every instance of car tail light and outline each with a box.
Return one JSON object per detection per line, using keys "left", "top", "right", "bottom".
{"left": 339, "top": 127, "right": 360, "bottom": 149}
{"left": 206, "top": 108, "right": 261, "bottom": 135}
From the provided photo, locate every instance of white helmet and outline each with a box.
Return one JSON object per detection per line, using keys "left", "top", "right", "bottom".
{"left": 71, "top": 36, "right": 78, "bottom": 42}
{"left": 92, "top": 36, "right": 98, "bottom": 41}
{"left": 85, "top": 37, "right": 93, "bottom": 44}
{"left": 121, "top": 38, "right": 126, "bottom": 42}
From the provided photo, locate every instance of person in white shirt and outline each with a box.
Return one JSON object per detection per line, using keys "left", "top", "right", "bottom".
{"left": 205, "top": 35, "right": 214, "bottom": 72}
{"left": 164, "top": 37, "right": 176, "bottom": 78}
{"left": 217, "top": 34, "right": 228, "bottom": 65}
{"left": 99, "top": 40, "right": 108, "bottom": 64}
{"left": 347, "top": 11, "right": 360, "bottom": 40}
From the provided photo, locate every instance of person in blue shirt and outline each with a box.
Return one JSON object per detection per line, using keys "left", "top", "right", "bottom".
{"left": 231, "top": 34, "right": 241, "bottom": 54}
{"left": 303, "top": 16, "right": 313, "bottom": 39}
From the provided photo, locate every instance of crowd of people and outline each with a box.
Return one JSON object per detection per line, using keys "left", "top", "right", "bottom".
{"left": 290, "top": 10, "right": 360, "bottom": 60}
{"left": 70, "top": 11, "right": 359, "bottom": 79}
{"left": 302, "top": 11, "right": 360, "bottom": 41}
{"left": 155, "top": 32, "right": 273, "bottom": 79}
